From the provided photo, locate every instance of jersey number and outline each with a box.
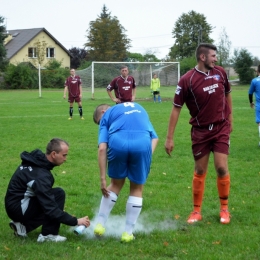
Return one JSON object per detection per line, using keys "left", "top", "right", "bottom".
{"left": 123, "top": 102, "right": 135, "bottom": 108}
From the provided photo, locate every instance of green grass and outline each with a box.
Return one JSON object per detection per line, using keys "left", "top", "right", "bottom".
{"left": 0, "top": 86, "right": 260, "bottom": 259}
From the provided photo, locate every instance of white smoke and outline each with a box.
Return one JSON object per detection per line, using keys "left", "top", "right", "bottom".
{"left": 71, "top": 211, "right": 178, "bottom": 239}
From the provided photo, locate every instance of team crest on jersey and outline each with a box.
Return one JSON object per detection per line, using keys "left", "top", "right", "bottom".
{"left": 213, "top": 74, "right": 220, "bottom": 81}
{"left": 175, "top": 85, "right": 182, "bottom": 95}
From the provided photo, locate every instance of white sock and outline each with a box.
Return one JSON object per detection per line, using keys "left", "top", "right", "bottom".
{"left": 258, "top": 126, "right": 260, "bottom": 137}
{"left": 125, "top": 196, "right": 143, "bottom": 235}
{"left": 96, "top": 191, "right": 117, "bottom": 226}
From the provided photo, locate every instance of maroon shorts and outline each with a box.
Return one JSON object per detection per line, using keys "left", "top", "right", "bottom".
{"left": 191, "top": 120, "right": 231, "bottom": 160}
{"left": 68, "top": 95, "right": 81, "bottom": 103}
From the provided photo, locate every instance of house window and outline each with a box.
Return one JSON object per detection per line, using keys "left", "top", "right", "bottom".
{"left": 28, "top": 47, "right": 37, "bottom": 58}
{"left": 46, "top": 48, "right": 55, "bottom": 58}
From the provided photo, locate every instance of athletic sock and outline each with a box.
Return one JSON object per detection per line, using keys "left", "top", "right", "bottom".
{"left": 153, "top": 96, "right": 156, "bottom": 102}
{"left": 217, "top": 174, "right": 230, "bottom": 211}
{"left": 258, "top": 125, "right": 260, "bottom": 137}
{"left": 69, "top": 107, "right": 73, "bottom": 117}
{"left": 125, "top": 196, "right": 143, "bottom": 235}
{"left": 192, "top": 172, "right": 207, "bottom": 212}
{"left": 96, "top": 191, "right": 117, "bottom": 226}
{"left": 78, "top": 106, "right": 83, "bottom": 117}
{"left": 158, "top": 95, "right": 161, "bottom": 102}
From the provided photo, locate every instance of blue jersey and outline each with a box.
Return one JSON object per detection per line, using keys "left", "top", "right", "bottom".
{"left": 249, "top": 76, "right": 260, "bottom": 109}
{"left": 98, "top": 102, "right": 158, "bottom": 184}
{"left": 98, "top": 102, "right": 158, "bottom": 145}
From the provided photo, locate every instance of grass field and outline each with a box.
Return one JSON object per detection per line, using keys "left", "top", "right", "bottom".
{"left": 0, "top": 86, "right": 260, "bottom": 260}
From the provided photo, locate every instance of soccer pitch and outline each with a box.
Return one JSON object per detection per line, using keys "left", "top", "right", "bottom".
{"left": 0, "top": 86, "right": 259, "bottom": 259}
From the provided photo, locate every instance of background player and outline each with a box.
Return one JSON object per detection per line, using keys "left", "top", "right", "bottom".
{"left": 63, "top": 68, "right": 84, "bottom": 120}
{"left": 93, "top": 102, "right": 158, "bottom": 242}
{"left": 150, "top": 73, "right": 161, "bottom": 102}
{"left": 248, "top": 64, "right": 260, "bottom": 146}
{"left": 165, "top": 43, "right": 233, "bottom": 225}
{"left": 107, "top": 66, "right": 136, "bottom": 103}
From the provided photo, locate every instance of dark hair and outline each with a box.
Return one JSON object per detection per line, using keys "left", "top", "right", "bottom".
{"left": 257, "top": 65, "right": 260, "bottom": 73}
{"left": 46, "top": 138, "right": 69, "bottom": 155}
{"left": 121, "top": 66, "right": 128, "bottom": 70}
{"left": 93, "top": 104, "right": 110, "bottom": 125}
{"left": 196, "top": 43, "right": 217, "bottom": 61}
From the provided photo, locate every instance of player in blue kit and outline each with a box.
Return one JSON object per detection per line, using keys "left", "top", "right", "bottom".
{"left": 92, "top": 102, "right": 158, "bottom": 242}
{"left": 248, "top": 65, "right": 260, "bottom": 146}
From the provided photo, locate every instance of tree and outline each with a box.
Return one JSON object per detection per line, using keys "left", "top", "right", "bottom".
{"left": 30, "top": 39, "right": 48, "bottom": 67}
{"left": 84, "top": 5, "right": 131, "bottom": 61}
{"left": 126, "top": 52, "right": 145, "bottom": 62}
{"left": 232, "top": 48, "right": 255, "bottom": 84}
{"left": 169, "top": 11, "right": 214, "bottom": 60}
{"left": 180, "top": 56, "right": 197, "bottom": 76}
{"left": 69, "top": 47, "right": 88, "bottom": 69}
{"left": 252, "top": 56, "right": 260, "bottom": 66}
{"left": 216, "top": 27, "right": 231, "bottom": 67}
{"left": 0, "top": 16, "right": 8, "bottom": 71}
{"left": 143, "top": 50, "right": 160, "bottom": 62}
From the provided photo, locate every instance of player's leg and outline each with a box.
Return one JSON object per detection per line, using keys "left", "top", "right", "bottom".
{"left": 122, "top": 134, "right": 151, "bottom": 241}
{"left": 258, "top": 122, "right": 260, "bottom": 146}
{"left": 214, "top": 152, "right": 231, "bottom": 224}
{"left": 213, "top": 120, "right": 231, "bottom": 224}
{"left": 121, "top": 182, "right": 143, "bottom": 242}
{"left": 188, "top": 126, "right": 213, "bottom": 223}
{"left": 153, "top": 92, "right": 156, "bottom": 102}
{"left": 158, "top": 91, "right": 161, "bottom": 102}
{"left": 94, "top": 134, "right": 128, "bottom": 236}
{"left": 69, "top": 101, "right": 74, "bottom": 120}
{"left": 94, "top": 178, "right": 125, "bottom": 236}
{"left": 256, "top": 109, "right": 260, "bottom": 146}
{"left": 77, "top": 99, "right": 84, "bottom": 119}
{"left": 187, "top": 154, "right": 209, "bottom": 223}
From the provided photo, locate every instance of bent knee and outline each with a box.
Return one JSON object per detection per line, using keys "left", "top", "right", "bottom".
{"left": 216, "top": 167, "right": 228, "bottom": 177}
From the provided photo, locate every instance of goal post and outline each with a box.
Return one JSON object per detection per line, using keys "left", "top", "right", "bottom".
{"left": 76, "top": 61, "right": 180, "bottom": 99}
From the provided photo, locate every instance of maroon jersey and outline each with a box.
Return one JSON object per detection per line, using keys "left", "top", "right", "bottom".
{"left": 64, "top": 75, "right": 82, "bottom": 97}
{"left": 107, "top": 76, "right": 136, "bottom": 102}
{"left": 174, "top": 65, "right": 231, "bottom": 127}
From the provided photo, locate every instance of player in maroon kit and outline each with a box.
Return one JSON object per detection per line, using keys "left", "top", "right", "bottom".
{"left": 107, "top": 66, "right": 136, "bottom": 103}
{"left": 63, "top": 68, "right": 84, "bottom": 120}
{"left": 165, "top": 43, "right": 233, "bottom": 224}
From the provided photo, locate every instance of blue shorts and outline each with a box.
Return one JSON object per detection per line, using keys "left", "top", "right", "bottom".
{"left": 107, "top": 131, "right": 152, "bottom": 184}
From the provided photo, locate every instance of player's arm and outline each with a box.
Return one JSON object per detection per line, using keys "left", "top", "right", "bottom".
{"left": 63, "top": 85, "right": 68, "bottom": 99}
{"left": 249, "top": 93, "right": 255, "bottom": 108}
{"left": 225, "top": 92, "right": 233, "bottom": 132}
{"left": 79, "top": 84, "right": 83, "bottom": 98}
{"left": 131, "top": 87, "right": 136, "bottom": 102}
{"left": 165, "top": 106, "right": 181, "bottom": 156}
{"left": 98, "top": 142, "right": 109, "bottom": 197}
{"left": 107, "top": 89, "right": 120, "bottom": 103}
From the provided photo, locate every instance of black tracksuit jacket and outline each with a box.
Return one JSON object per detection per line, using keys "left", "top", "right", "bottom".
{"left": 5, "top": 149, "right": 78, "bottom": 226}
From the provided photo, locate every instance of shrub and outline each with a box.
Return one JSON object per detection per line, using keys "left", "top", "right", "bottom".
{"left": 3, "top": 63, "right": 38, "bottom": 89}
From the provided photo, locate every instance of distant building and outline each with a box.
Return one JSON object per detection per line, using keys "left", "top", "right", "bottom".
{"left": 4, "top": 28, "right": 71, "bottom": 68}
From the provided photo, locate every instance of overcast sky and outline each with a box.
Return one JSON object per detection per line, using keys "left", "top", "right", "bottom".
{"left": 2, "top": 0, "right": 259, "bottom": 59}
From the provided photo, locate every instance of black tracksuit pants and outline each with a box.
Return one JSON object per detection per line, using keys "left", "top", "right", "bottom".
{"left": 6, "top": 187, "right": 65, "bottom": 236}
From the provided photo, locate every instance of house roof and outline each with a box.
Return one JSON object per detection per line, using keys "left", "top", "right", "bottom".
{"left": 5, "top": 28, "right": 72, "bottom": 59}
